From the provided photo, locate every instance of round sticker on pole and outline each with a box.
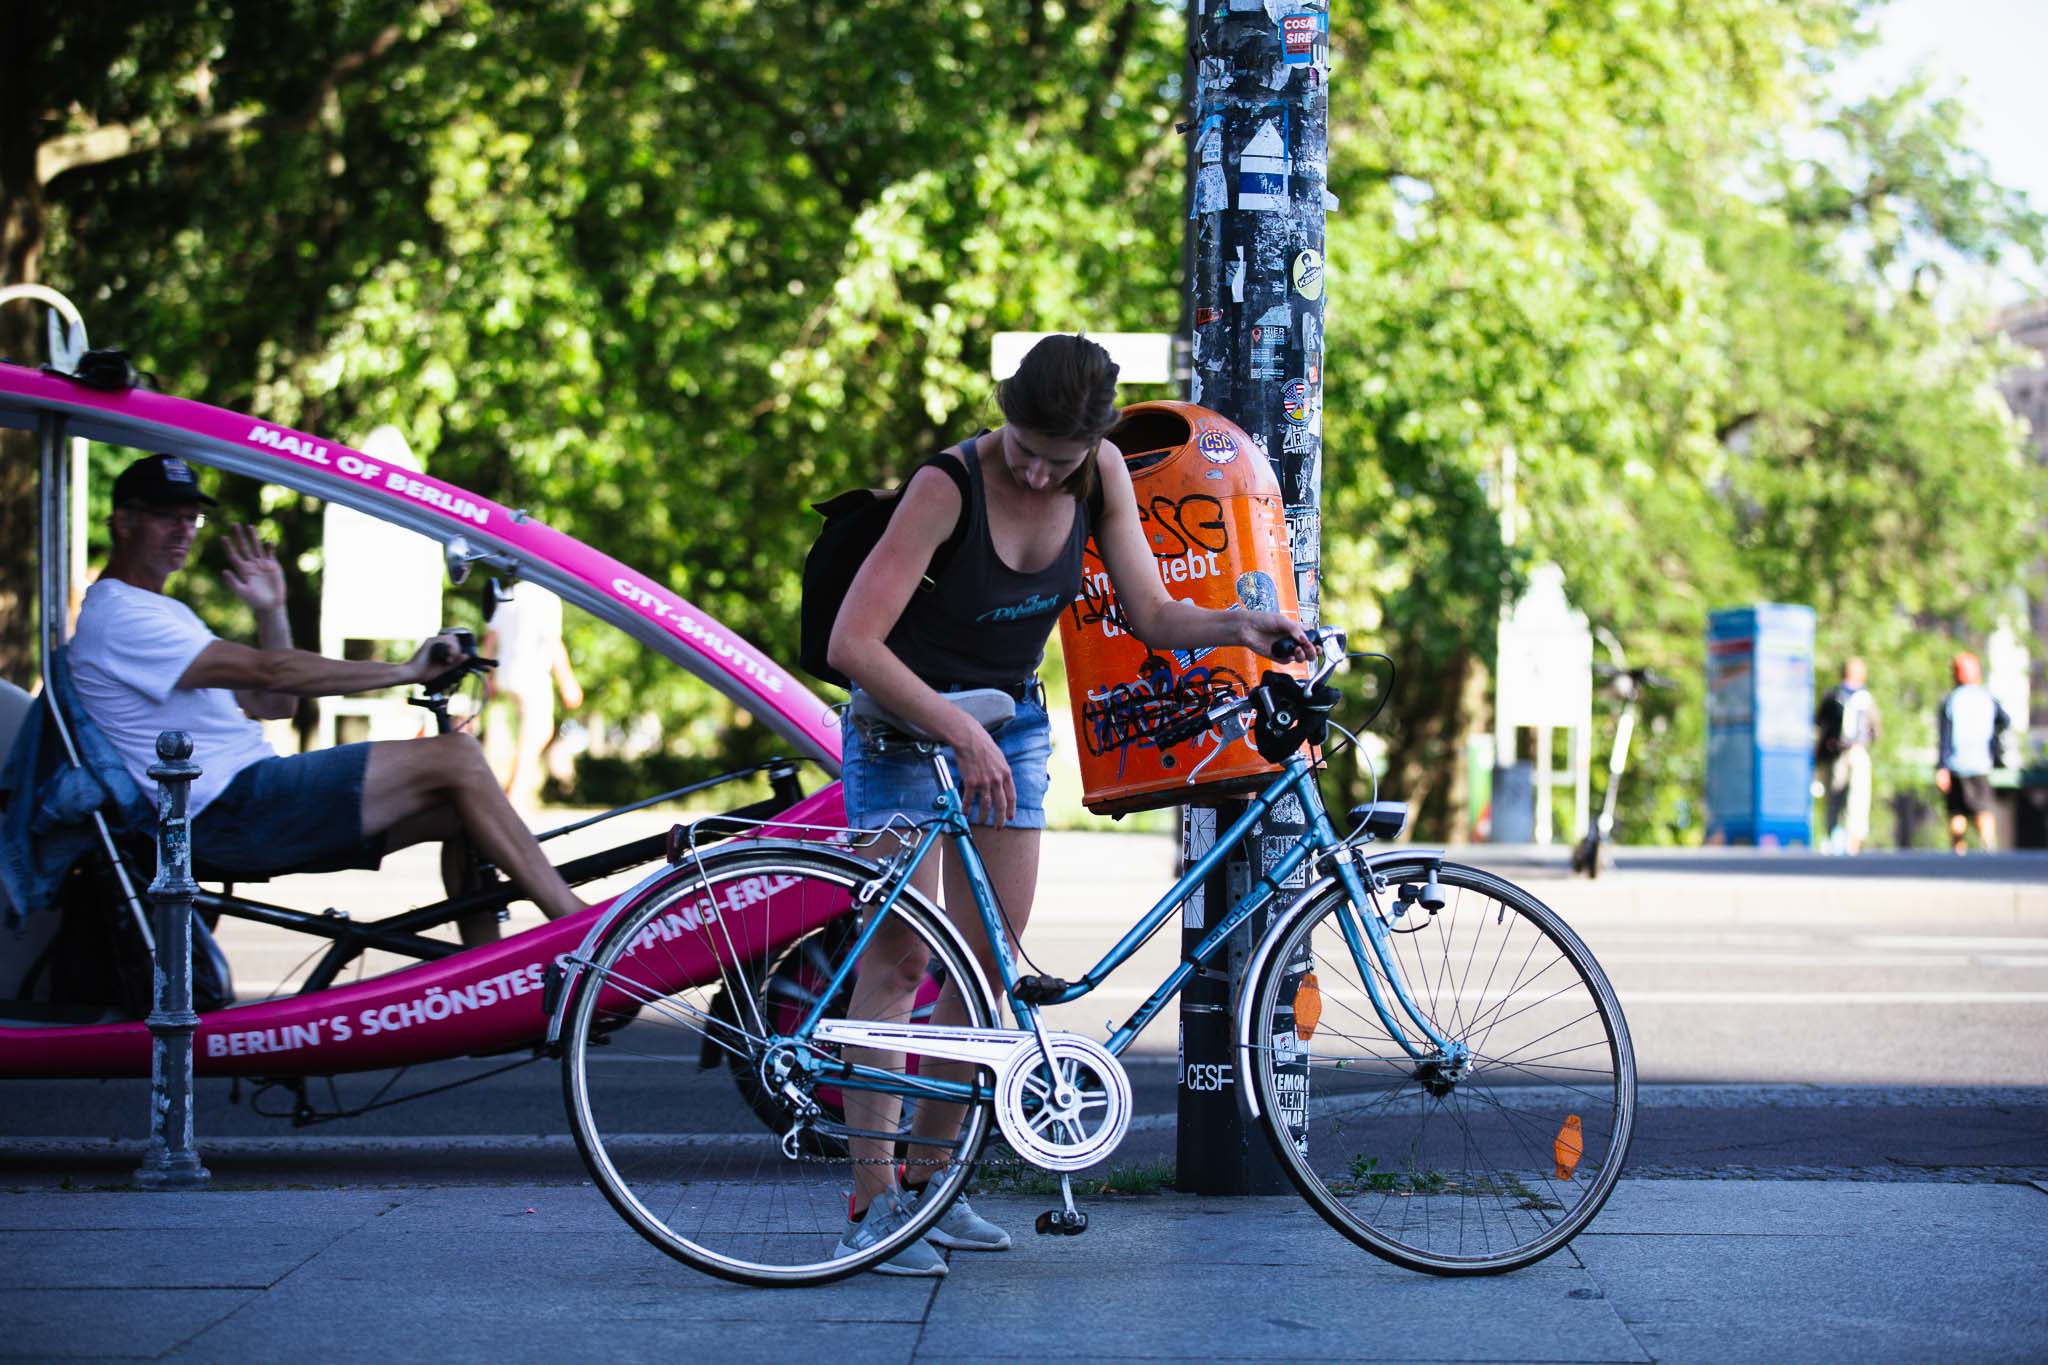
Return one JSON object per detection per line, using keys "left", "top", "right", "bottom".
{"left": 1291, "top": 249, "right": 1324, "bottom": 300}
{"left": 1282, "top": 379, "right": 1311, "bottom": 424}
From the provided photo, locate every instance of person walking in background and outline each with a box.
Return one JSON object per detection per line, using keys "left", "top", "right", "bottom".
{"left": 1814, "top": 657, "right": 1879, "bottom": 855}
{"left": 483, "top": 580, "right": 583, "bottom": 815}
{"left": 1936, "top": 652, "right": 2009, "bottom": 855}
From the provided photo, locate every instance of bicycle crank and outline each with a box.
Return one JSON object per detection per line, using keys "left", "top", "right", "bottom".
{"left": 810, "top": 1021, "right": 1132, "bottom": 1172}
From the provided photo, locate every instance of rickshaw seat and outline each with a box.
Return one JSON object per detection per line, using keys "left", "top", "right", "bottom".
{"left": 1, "top": 651, "right": 154, "bottom": 927}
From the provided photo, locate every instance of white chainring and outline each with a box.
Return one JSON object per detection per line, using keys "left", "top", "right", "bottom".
{"left": 992, "top": 1033, "right": 1132, "bottom": 1172}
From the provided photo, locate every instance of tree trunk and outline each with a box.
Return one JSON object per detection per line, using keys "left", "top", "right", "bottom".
{"left": 1385, "top": 644, "right": 1482, "bottom": 842}
{"left": 0, "top": 4, "right": 49, "bottom": 688}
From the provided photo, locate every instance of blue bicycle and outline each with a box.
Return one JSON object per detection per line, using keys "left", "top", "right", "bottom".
{"left": 551, "top": 628, "right": 1636, "bottom": 1285}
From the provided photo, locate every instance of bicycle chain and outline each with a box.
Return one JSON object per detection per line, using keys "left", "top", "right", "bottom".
{"left": 788, "top": 1130, "right": 1039, "bottom": 1170}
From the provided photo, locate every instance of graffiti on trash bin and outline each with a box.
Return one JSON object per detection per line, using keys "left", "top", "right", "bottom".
{"left": 1080, "top": 655, "right": 1249, "bottom": 777}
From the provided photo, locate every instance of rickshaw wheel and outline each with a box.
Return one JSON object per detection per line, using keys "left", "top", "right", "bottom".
{"left": 710, "top": 918, "right": 945, "bottom": 1159}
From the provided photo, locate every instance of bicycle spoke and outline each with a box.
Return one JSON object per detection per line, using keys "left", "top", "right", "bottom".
{"left": 562, "top": 848, "right": 996, "bottom": 1287}
{"left": 1249, "top": 861, "right": 1634, "bottom": 1275}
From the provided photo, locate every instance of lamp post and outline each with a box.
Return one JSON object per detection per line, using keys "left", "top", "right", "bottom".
{"left": 1175, "top": 0, "right": 1330, "bottom": 1194}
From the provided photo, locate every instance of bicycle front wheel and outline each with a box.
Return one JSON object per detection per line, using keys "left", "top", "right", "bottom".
{"left": 560, "top": 843, "right": 998, "bottom": 1286}
{"left": 1248, "top": 859, "right": 1635, "bottom": 1274}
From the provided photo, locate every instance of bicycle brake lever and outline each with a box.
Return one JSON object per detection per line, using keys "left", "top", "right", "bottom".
{"left": 1182, "top": 710, "right": 1249, "bottom": 784}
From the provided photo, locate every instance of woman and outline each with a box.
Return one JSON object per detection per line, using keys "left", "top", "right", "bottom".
{"left": 826, "top": 334, "right": 1309, "bottom": 1275}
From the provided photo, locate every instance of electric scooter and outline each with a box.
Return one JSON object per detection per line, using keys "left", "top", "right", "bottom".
{"left": 1571, "top": 633, "right": 1673, "bottom": 878}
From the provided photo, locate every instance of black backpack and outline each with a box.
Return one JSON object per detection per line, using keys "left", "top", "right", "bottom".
{"left": 798, "top": 457, "right": 972, "bottom": 689}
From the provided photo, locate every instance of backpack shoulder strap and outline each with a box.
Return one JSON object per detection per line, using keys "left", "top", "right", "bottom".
{"left": 912, "top": 446, "right": 975, "bottom": 573}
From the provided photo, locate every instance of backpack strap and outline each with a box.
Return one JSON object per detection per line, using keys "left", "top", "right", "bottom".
{"left": 912, "top": 447, "right": 975, "bottom": 581}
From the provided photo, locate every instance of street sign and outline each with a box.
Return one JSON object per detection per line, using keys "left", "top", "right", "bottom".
{"left": 991, "top": 331, "right": 1176, "bottom": 384}
{"left": 1496, "top": 564, "right": 1593, "bottom": 727}
{"left": 319, "top": 426, "right": 444, "bottom": 643}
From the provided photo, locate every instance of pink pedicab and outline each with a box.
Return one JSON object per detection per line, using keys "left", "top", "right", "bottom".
{"left": 0, "top": 356, "right": 862, "bottom": 1109}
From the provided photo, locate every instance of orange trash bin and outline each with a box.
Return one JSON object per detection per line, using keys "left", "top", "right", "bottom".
{"left": 1060, "top": 401, "right": 1303, "bottom": 815}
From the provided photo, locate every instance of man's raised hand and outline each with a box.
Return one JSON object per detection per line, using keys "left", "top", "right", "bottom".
{"left": 221, "top": 523, "right": 287, "bottom": 615}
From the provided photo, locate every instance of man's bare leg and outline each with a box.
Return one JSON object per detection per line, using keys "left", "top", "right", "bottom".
{"left": 440, "top": 836, "right": 500, "bottom": 946}
{"left": 377, "top": 804, "right": 500, "bottom": 945}
{"left": 361, "top": 733, "right": 587, "bottom": 921}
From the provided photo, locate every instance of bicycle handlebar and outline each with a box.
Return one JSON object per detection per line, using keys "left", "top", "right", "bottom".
{"left": 1593, "top": 661, "right": 1677, "bottom": 692}
{"left": 419, "top": 627, "right": 497, "bottom": 696}
{"left": 1151, "top": 626, "right": 1348, "bottom": 753}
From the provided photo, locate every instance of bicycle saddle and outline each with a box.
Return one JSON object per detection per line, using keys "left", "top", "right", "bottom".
{"left": 849, "top": 687, "right": 1016, "bottom": 743}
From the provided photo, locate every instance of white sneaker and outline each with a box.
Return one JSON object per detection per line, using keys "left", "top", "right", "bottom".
{"left": 914, "top": 1189, "right": 1012, "bottom": 1251}
{"left": 835, "top": 1188, "right": 948, "bottom": 1277}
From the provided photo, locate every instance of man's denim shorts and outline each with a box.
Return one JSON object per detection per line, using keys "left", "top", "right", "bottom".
{"left": 189, "top": 742, "right": 388, "bottom": 878}
{"left": 841, "top": 686, "right": 1053, "bottom": 831}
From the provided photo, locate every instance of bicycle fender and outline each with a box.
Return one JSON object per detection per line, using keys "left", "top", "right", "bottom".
{"left": 1231, "top": 847, "right": 1448, "bottom": 1122}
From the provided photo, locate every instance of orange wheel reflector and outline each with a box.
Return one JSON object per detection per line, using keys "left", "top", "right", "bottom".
{"left": 1293, "top": 972, "right": 1323, "bottom": 1041}
{"left": 1553, "top": 1114, "right": 1584, "bottom": 1181}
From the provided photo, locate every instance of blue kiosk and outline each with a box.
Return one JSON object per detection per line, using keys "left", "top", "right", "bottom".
{"left": 1706, "top": 604, "right": 1815, "bottom": 846}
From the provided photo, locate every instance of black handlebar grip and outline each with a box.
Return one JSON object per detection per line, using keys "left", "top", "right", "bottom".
{"left": 427, "top": 627, "right": 479, "bottom": 667}
{"left": 1151, "top": 713, "right": 1212, "bottom": 751}
{"left": 1273, "top": 637, "right": 1306, "bottom": 663}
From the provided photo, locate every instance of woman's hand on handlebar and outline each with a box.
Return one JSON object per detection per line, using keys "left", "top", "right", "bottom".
{"left": 1237, "top": 610, "right": 1312, "bottom": 662}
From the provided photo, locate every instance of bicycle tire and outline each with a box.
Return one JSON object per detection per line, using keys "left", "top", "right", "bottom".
{"left": 560, "top": 843, "right": 998, "bottom": 1287}
{"left": 1247, "top": 858, "right": 1635, "bottom": 1274}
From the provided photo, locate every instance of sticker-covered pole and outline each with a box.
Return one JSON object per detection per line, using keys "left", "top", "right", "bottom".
{"left": 1176, "top": 0, "right": 1327, "bottom": 1196}
{"left": 134, "top": 731, "right": 211, "bottom": 1190}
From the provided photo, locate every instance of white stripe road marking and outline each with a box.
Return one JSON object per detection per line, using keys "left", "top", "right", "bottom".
{"left": 1856, "top": 936, "right": 2048, "bottom": 950}
{"left": 1618, "top": 991, "right": 2048, "bottom": 1005}
{"left": 1593, "top": 953, "right": 1978, "bottom": 967}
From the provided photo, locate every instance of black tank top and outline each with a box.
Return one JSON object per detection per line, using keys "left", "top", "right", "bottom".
{"left": 886, "top": 434, "right": 1090, "bottom": 687}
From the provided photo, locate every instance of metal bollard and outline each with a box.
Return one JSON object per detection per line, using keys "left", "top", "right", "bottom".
{"left": 133, "top": 731, "right": 211, "bottom": 1190}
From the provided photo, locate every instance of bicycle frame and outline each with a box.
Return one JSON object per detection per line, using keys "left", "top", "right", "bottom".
{"left": 799, "top": 742, "right": 1459, "bottom": 1115}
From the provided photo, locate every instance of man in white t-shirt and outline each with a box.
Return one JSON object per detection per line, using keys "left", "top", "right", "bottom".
{"left": 69, "top": 455, "right": 590, "bottom": 941}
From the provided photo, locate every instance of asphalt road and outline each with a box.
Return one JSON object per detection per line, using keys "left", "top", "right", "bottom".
{"left": 4, "top": 822, "right": 2044, "bottom": 1190}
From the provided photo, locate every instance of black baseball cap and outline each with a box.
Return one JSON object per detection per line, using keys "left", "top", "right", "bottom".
{"left": 111, "top": 454, "right": 217, "bottom": 508}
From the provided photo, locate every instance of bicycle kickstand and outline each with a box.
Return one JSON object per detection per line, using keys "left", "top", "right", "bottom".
{"left": 1035, "top": 1174, "right": 1089, "bottom": 1236}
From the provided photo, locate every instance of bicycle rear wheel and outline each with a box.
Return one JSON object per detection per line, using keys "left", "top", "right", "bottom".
{"left": 560, "top": 843, "right": 997, "bottom": 1286}
{"left": 1247, "top": 859, "right": 1635, "bottom": 1274}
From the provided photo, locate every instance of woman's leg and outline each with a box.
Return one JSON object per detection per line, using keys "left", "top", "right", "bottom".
{"left": 902, "top": 823, "right": 1042, "bottom": 1183}
{"left": 844, "top": 846, "right": 943, "bottom": 1214}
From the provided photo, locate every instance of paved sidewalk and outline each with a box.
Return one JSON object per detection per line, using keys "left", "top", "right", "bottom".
{"left": 3, "top": 1178, "right": 2044, "bottom": 1362}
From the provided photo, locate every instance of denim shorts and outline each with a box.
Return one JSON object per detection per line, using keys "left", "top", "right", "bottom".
{"left": 841, "top": 686, "right": 1053, "bottom": 830}
{"left": 189, "top": 743, "right": 388, "bottom": 878}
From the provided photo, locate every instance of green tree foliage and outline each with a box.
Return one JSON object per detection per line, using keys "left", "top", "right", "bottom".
{"left": 1315, "top": 1, "right": 2043, "bottom": 840}
{"left": 6, "top": 1, "right": 2040, "bottom": 841}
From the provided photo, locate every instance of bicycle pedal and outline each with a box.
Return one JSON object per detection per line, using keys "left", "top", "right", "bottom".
{"left": 1034, "top": 1209, "right": 1088, "bottom": 1236}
